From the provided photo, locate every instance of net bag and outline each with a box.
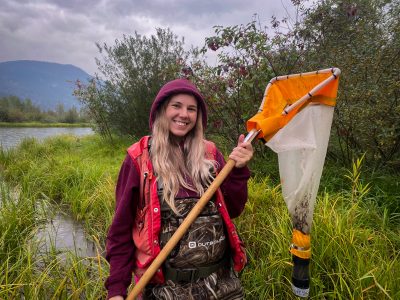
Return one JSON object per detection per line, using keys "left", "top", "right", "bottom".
{"left": 247, "top": 68, "right": 341, "bottom": 297}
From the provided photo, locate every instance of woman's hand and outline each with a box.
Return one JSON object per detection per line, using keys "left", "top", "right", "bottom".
{"left": 229, "top": 134, "right": 254, "bottom": 168}
{"left": 109, "top": 296, "right": 124, "bottom": 300}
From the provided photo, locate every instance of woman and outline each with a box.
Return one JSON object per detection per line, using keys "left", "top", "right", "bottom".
{"left": 105, "top": 79, "right": 253, "bottom": 299}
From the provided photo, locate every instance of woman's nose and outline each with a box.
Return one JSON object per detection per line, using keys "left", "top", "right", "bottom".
{"left": 179, "top": 108, "right": 189, "bottom": 118}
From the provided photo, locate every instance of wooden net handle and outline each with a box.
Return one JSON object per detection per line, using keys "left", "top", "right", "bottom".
{"left": 127, "top": 130, "right": 259, "bottom": 300}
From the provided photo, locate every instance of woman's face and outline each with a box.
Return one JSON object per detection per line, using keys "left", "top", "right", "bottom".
{"left": 165, "top": 93, "right": 198, "bottom": 139}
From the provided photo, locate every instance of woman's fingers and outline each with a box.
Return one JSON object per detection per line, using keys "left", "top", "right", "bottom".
{"left": 229, "top": 135, "right": 254, "bottom": 168}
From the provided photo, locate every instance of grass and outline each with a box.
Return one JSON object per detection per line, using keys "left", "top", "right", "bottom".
{"left": 0, "top": 135, "right": 129, "bottom": 241}
{"left": 238, "top": 178, "right": 400, "bottom": 299}
{"left": 0, "top": 134, "right": 399, "bottom": 299}
{"left": 0, "top": 122, "right": 92, "bottom": 128}
{"left": 0, "top": 135, "right": 129, "bottom": 299}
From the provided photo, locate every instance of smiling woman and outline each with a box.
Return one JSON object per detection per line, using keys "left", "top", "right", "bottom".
{"left": 105, "top": 78, "right": 254, "bottom": 300}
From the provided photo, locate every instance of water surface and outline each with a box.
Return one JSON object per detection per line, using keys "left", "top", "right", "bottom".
{"left": 0, "top": 126, "right": 98, "bottom": 259}
{"left": 36, "top": 212, "right": 97, "bottom": 258}
{"left": 0, "top": 127, "right": 93, "bottom": 150}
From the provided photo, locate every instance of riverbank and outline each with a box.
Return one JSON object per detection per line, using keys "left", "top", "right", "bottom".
{"left": 0, "top": 121, "right": 92, "bottom": 127}
{"left": 0, "top": 135, "right": 399, "bottom": 298}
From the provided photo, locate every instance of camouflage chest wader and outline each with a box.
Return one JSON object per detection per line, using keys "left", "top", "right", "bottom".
{"left": 143, "top": 197, "right": 244, "bottom": 300}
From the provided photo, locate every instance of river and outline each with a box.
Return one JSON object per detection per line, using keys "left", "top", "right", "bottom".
{"left": 0, "top": 126, "right": 97, "bottom": 258}
{"left": 0, "top": 126, "right": 93, "bottom": 150}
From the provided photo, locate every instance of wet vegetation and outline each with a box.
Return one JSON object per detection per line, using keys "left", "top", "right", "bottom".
{"left": 1, "top": 0, "right": 399, "bottom": 298}
{"left": 1, "top": 135, "right": 399, "bottom": 299}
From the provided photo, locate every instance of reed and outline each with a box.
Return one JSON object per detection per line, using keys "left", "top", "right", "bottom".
{"left": 237, "top": 175, "right": 400, "bottom": 299}
{"left": 1, "top": 135, "right": 399, "bottom": 299}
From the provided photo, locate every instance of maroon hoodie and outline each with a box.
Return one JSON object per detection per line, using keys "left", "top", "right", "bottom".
{"left": 105, "top": 79, "right": 251, "bottom": 299}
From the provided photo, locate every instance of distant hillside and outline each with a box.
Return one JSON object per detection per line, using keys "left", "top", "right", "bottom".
{"left": 0, "top": 60, "right": 92, "bottom": 110}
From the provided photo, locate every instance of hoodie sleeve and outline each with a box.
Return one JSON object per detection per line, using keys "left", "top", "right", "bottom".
{"left": 105, "top": 154, "right": 140, "bottom": 299}
{"left": 215, "top": 149, "right": 251, "bottom": 218}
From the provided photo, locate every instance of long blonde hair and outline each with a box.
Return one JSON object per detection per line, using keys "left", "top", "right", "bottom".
{"left": 150, "top": 97, "right": 216, "bottom": 213}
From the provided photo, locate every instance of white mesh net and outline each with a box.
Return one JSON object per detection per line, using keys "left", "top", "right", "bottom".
{"left": 266, "top": 104, "right": 334, "bottom": 234}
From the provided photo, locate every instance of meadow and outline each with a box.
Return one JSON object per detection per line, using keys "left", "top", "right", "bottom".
{"left": 0, "top": 135, "right": 399, "bottom": 299}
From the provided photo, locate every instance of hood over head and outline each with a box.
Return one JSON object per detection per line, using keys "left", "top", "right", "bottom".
{"left": 149, "top": 79, "right": 207, "bottom": 130}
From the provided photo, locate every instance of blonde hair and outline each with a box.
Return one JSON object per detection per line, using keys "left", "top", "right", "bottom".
{"left": 150, "top": 97, "right": 216, "bottom": 213}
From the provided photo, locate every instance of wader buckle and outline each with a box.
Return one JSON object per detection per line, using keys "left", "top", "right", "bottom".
{"left": 164, "top": 256, "right": 229, "bottom": 283}
{"left": 176, "top": 268, "right": 199, "bottom": 282}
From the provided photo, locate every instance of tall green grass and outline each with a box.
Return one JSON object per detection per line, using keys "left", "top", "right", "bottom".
{"left": 0, "top": 179, "right": 107, "bottom": 299}
{"left": 0, "top": 135, "right": 129, "bottom": 240}
{"left": 0, "top": 135, "right": 129, "bottom": 299}
{"left": 1, "top": 134, "right": 399, "bottom": 299}
{"left": 237, "top": 177, "right": 399, "bottom": 299}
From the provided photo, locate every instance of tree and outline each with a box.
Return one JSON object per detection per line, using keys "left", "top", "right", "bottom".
{"left": 75, "top": 28, "right": 190, "bottom": 137}
{"left": 295, "top": 0, "right": 400, "bottom": 167}
{"left": 0, "top": 96, "right": 43, "bottom": 122}
{"left": 63, "top": 107, "right": 80, "bottom": 123}
{"left": 188, "top": 12, "right": 304, "bottom": 147}
{"left": 198, "top": 0, "right": 399, "bottom": 168}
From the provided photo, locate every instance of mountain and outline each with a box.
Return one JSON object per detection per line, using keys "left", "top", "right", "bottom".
{"left": 0, "top": 60, "right": 92, "bottom": 110}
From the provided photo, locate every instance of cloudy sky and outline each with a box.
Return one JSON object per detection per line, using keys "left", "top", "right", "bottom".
{"left": 0, "top": 0, "right": 302, "bottom": 75}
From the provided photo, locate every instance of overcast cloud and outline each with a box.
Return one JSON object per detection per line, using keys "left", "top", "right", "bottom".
{"left": 0, "top": 0, "right": 300, "bottom": 74}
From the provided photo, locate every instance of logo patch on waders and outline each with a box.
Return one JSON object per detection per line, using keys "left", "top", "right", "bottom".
{"left": 144, "top": 197, "right": 243, "bottom": 300}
